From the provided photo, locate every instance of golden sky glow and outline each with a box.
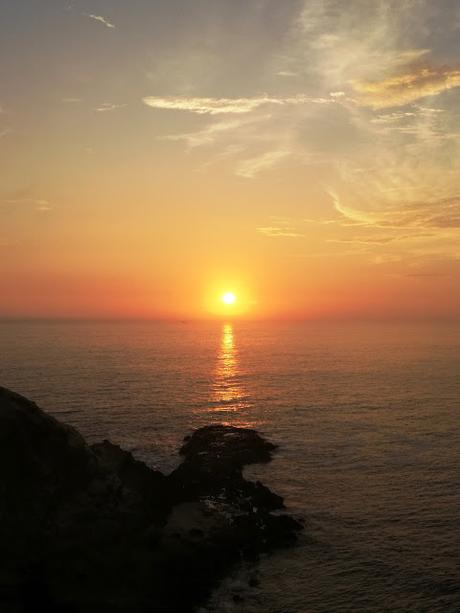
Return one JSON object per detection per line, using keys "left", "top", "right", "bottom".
{"left": 0, "top": 1, "right": 459, "bottom": 320}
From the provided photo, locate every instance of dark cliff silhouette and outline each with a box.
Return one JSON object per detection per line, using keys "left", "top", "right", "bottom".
{"left": 0, "top": 387, "right": 301, "bottom": 612}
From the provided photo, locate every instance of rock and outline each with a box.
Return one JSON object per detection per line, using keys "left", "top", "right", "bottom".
{"left": 91, "top": 439, "right": 168, "bottom": 522}
{"left": 179, "top": 424, "right": 277, "bottom": 467}
{"left": 168, "top": 425, "right": 282, "bottom": 509}
{"left": 0, "top": 386, "right": 98, "bottom": 577}
{"left": 248, "top": 574, "right": 259, "bottom": 588}
{"left": 0, "top": 387, "right": 302, "bottom": 613}
{"left": 0, "top": 387, "right": 96, "bottom": 516}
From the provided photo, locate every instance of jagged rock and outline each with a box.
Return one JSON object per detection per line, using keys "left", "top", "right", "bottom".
{"left": 0, "top": 387, "right": 302, "bottom": 613}
{"left": 180, "top": 424, "right": 277, "bottom": 468}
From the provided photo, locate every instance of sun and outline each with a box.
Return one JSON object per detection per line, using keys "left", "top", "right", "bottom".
{"left": 221, "top": 291, "right": 237, "bottom": 305}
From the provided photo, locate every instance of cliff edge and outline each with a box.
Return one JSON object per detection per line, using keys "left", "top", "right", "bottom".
{"left": 0, "top": 387, "right": 301, "bottom": 612}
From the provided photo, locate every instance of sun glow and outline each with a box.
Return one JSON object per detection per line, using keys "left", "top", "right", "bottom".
{"left": 221, "top": 291, "right": 237, "bottom": 305}
{"left": 204, "top": 283, "right": 250, "bottom": 317}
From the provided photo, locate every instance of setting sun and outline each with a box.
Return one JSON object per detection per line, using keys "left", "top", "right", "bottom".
{"left": 221, "top": 292, "right": 237, "bottom": 305}
{"left": 203, "top": 284, "right": 250, "bottom": 317}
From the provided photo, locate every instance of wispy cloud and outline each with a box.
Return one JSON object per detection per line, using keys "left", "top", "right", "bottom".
{"left": 353, "top": 63, "right": 460, "bottom": 109}
{"left": 257, "top": 186, "right": 460, "bottom": 269}
{"left": 327, "top": 235, "right": 413, "bottom": 245}
{"left": 161, "top": 117, "right": 257, "bottom": 148}
{"left": 257, "top": 216, "right": 304, "bottom": 238}
{"left": 149, "top": 91, "right": 335, "bottom": 176}
{"left": 85, "top": 14, "right": 116, "bottom": 29}
{"left": 328, "top": 191, "right": 377, "bottom": 226}
{"left": 236, "top": 150, "right": 291, "bottom": 178}
{"left": 331, "top": 191, "right": 460, "bottom": 230}
{"left": 61, "top": 97, "right": 82, "bottom": 104}
{"left": 1, "top": 197, "right": 52, "bottom": 212}
{"left": 95, "top": 103, "right": 127, "bottom": 112}
{"left": 406, "top": 272, "right": 449, "bottom": 278}
{"left": 257, "top": 226, "right": 303, "bottom": 238}
{"left": 150, "top": 92, "right": 332, "bottom": 177}
{"left": 143, "top": 94, "right": 332, "bottom": 115}
{"left": 276, "top": 70, "right": 298, "bottom": 78}
{"left": 144, "top": 0, "right": 460, "bottom": 238}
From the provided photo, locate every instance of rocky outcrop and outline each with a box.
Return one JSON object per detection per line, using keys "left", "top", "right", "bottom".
{"left": 0, "top": 387, "right": 302, "bottom": 613}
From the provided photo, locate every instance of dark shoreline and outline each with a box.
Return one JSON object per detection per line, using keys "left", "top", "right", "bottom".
{"left": 0, "top": 387, "right": 302, "bottom": 612}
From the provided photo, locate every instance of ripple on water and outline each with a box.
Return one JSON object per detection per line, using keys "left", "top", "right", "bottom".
{"left": 1, "top": 320, "right": 459, "bottom": 611}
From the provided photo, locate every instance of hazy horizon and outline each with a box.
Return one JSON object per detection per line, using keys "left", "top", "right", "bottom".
{"left": 1, "top": 315, "right": 460, "bottom": 324}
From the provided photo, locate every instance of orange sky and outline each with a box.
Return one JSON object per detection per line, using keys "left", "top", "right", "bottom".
{"left": 1, "top": 1, "right": 459, "bottom": 320}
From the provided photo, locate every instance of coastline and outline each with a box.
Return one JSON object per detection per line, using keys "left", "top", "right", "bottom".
{"left": 0, "top": 386, "right": 302, "bottom": 612}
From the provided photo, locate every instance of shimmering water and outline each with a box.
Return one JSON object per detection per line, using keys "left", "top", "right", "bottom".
{"left": 1, "top": 321, "right": 459, "bottom": 612}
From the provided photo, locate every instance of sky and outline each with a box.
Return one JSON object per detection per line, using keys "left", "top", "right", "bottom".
{"left": 0, "top": 0, "right": 459, "bottom": 320}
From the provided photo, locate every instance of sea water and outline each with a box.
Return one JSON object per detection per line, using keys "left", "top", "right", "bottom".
{"left": 1, "top": 321, "right": 459, "bottom": 612}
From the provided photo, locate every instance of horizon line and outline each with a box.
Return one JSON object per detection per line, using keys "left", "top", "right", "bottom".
{"left": 1, "top": 316, "right": 459, "bottom": 324}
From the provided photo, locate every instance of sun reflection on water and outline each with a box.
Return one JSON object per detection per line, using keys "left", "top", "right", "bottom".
{"left": 207, "top": 323, "right": 255, "bottom": 426}
{"left": 216, "top": 323, "right": 237, "bottom": 390}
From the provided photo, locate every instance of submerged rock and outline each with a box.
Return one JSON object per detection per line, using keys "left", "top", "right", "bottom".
{"left": 0, "top": 387, "right": 302, "bottom": 613}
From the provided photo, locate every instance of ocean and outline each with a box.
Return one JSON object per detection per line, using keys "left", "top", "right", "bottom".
{"left": 1, "top": 320, "right": 459, "bottom": 612}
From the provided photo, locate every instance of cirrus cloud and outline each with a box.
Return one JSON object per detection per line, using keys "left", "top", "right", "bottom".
{"left": 353, "top": 63, "right": 460, "bottom": 109}
{"left": 236, "top": 150, "right": 291, "bottom": 179}
{"left": 142, "top": 94, "right": 332, "bottom": 115}
{"left": 85, "top": 14, "right": 116, "bottom": 29}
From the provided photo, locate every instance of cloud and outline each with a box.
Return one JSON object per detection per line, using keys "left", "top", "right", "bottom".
{"left": 406, "top": 272, "right": 449, "bottom": 278}
{"left": 142, "top": 94, "right": 332, "bottom": 115}
{"left": 162, "top": 112, "right": 275, "bottom": 151}
{"left": 329, "top": 191, "right": 376, "bottom": 225}
{"left": 331, "top": 192, "right": 460, "bottom": 231}
{"left": 86, "top": 14, "right": 116, "bottom": 29}
{"left": 1, "top": 198, "right": 52, "bottom": 212}
{"left": 236, "top": 150, "right": 291, "bottom": 178}
{"left": 370, "top": 111, "right": 417, "bottom": 124}
{"left": 257, "top": 227, "right": 303, "bottom": 238}
{"left": 143, "top": 0, "right": 460, "bottom": 217}
{"left": 327, "top": 235, "right": 410, "bottom": 245}
{"left": 162, "top": 118, "right": 254, "bottom": 148}
{"left": 297, "top": 0, "right": 431, "bottom": 89}
{"left": 95, "top": 103, "right": 127, "bottom": 112}
{"left": 276, "top": 70, "right": 298, "bottom": 77}
{"left": 151, "top": 92, "right": 334, "bottom": 176}
{"left": 407, "top": 196, "right": 460, "bottom": 229}
{"left": 257, "top": 216, "right": 304, "bottom": 238}
{"left": 353, "top": 63, "right": 460, "bottom": 109}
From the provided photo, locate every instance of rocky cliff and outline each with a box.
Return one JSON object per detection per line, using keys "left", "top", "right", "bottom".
{"left": 0, "top": 387, "right": 301, "bottom": 612}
